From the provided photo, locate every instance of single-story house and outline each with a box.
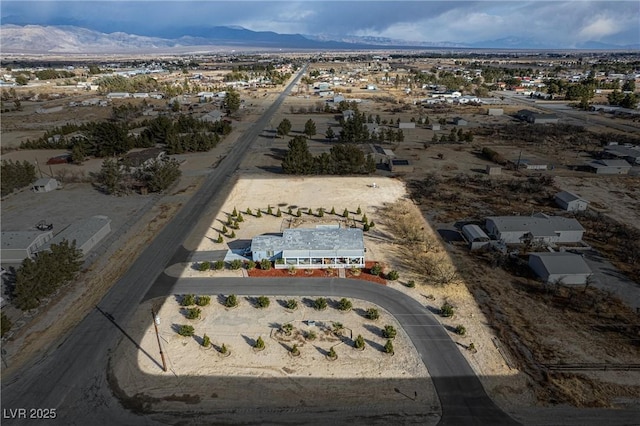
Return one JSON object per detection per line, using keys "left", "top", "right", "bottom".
{"left": 461, "top": 224, "right": 490, "bottom": 250}
{"left": 40, "top": 216, "right": 111, "bottom": 257}
{"left": 251, "top": 228, "right": 364, "bottom": 269}
{"left": 32, "top": 178, "right": 59, "bottom": 193}
{"left": 554, "top": 191, "right": 589, "bottom": 212}
{"left": 452, "top": 117, "right": 468, "bottom": 126}
{"left": 201, "top": 110, "right": 223, "bottom": 123}
{"left": 1, "top": 231, "right": 53, "bottom": 264}
{"left": 485, "top": 213, "right": 584, "bottom": 245}
{"left": 528, "top": 252, "right": 592, "bottom": 285}
{"left": 586, "top": 159, "right": 632, "bottom": 175}
{"left": 602, "top": 145, "right": 640, "bottom": 165}
{"left": 516, "top": 109, "right": 559, "bottom": 124}
{"left": 398, "top": 122, "right": 416, "bottom": 129}
{"left": 486, "top": 166, "right": 502, "bottom": 176}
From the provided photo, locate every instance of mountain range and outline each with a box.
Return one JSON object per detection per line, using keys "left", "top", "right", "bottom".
{"left": 1, "top": 24, "right": 638, "bottom": 54}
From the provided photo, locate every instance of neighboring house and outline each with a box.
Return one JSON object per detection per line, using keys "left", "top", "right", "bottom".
{"left": 124, "top": 148, "right": 166, "bottom": 169}
{"left": 333, "top": 95, "right": 345, "bottom": 104}
{"left": 429, "top": 124, "right": 441, "bottom": 131}
{"left": 200, "top": 110, "right": 223, "bottom": 123}
{"left": 485, "top": 213, "right": 584, "bottom": 244}
{"left": 398, "top": 122, "right": 416, "bottom": 129}
{"left": 40, "top": 216, "right": 111, "bottom": 257}
{"left": 516, "top": 109, "right": 559, "bottom": 124}
{"left": 587, "top": 159, "right": 632, "bottom": 175}
{"left": 528, "top": 252, "right": 592, "bottom": 285}
{"left": 461, "top": 224, "right": 490, "bottom": 250}
{"left": 554, "top": 191, "right": 589, "bottom": 212}
{"left": 452, "top": 117, "right": 468, "bottom": 126}
{"left": 487, "top": 108, "right": 504, "bottom": 116}
{"left": 32, "top": 178, "right": 59, "bottom": 193}
{"left": 107, "top": 92, "right": 131, "bottom": 99}
{"left": 603, "top": 145, "right": 640, "bottom": 165}
{"left": 486, "top": 166, "right": 502, "bottom": 176}
{"left": 0, "top": 231, "right": 53, "bottom": 264}
{"left": 251, "top": 228, "right": 365, "bottom": 269}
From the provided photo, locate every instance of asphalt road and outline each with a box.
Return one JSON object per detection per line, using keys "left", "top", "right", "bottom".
{"left": 0, "top": 66, "right": 307, "bottom": 426}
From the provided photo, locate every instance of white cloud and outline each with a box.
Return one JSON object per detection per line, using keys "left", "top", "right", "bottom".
{"left": 578, "top": 16, "right": 620, "bottom": 40}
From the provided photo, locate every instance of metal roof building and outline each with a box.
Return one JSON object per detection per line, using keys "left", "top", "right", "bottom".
{"left": 40, "top": 216, "right": 111, "bottom": 257}
{"left": 1, "top": 231, "right": 53, "bottom": 264}
{"left": 587, "top": 159, "right": 632, "bottom": 175}
{"left": 251, "top": 228, "right": 364, "bottom": 269}
{"left": 528, "top": 252, "right": 592, "bottom": 285}
{"left": 461, "top": 224, "right": 490, "bottom": 250}
{"left": 485, "top": 214, "right": 584, "bottom": 244}
{"left": 554, "top": 191, "right": 589, "bottom": 212}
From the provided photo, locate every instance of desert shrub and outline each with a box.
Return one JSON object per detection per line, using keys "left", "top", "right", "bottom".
{"left": 382, "top": 325, "right": 397, "bottom": 339}
{"left": 386, "top": 270, "right": 399, "bottom": 280}
{"left": 406, "top": 280, "right": 416, "bottom": 288}
{"left": 254, "top": 336, "right": 265, "bottom": 349}
{"left": 260, "top": 258, "right": 272, "bottom": 270}
{"left": 256, "top": 209, "right": 262, "bottom": 218}
{"left": 181, "top": 294, "right": 196, "bottom": 306}
{"left": 185, "top": 307, "right": 201, "bottom": 319}
{"left": 214, "top": 260, "right": 225, "bottom": 270}
{"left": 337, "top": 298, "right": 352, "bottom": 311}
{"left": 440, "top": 302, "right": 454, "bottom": 317}
{"left": 177, "top": 325, "right": 194, "bottom": 337}
{"left": 246, "top": 260, "right": 256, "bottom": 270}
{"left": 256, "top": 296, "right": 270, "bottom": 308}
{"left": 370, "top": 263, "right": 382, "bottom": 276}
{"left": 225, "top": 294, "right": 238, "bottom": 307}
{"left": 366, "top": 307, "right": 379, "bottom": 320}
{"left": 314, "top": 297, "right": 328, "bottom": 310}
{"left": 281, "top": 323, "right": 293, "bottom": 335}
{"left": 306, "top": 330, "right": 317, "bottom": 340}
{"left": 455, "top": 325, "right": 466, "bottom": 336}
{"left": 230, "top": 259, "right": 242, "bottom": 270}
{"left": 384, "top": 339, "right": 394, "bottom": 354}
{"left": 202, "top": 334, "right": 211, "bottom": 347}
{"left": 196, "top": 295, "right": 211, "bottom": 306}
{"left": 354, "top": 334, "right": 365, "bottom": 349}
{"left": 286, "top": 299, "right": 298, "bottom": 310}
{"left": 198, "top": 261, "right": 211, "bottom": 271}
{"left": 328, "top": 347, "right": 337, "bottom": 359}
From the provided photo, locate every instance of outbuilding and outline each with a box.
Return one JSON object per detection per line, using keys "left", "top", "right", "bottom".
{"left": 528, "top": 252, "right": 592, "bottom": 285}
{"left": 554, "top": 191, "right": 589, "bottom": 212}
{"left": 587, "top": 159, "right": 632, "bottom": 175}
{"left": 388, "top": 159, "right": 414, "bottom": 173}
{"left": 32, "top": 178, "right": 59, "bottom": 193}
{"left": 487, "top": 108, "right": 504, "bottom": 116}
{"left": 485, "top": 213, "right": 584, "bottom": 245}
{"left": 461, "top": 224, "right": 490, "bottom": 250}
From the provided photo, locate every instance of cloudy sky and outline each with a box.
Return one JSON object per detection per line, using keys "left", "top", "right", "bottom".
{"left": 1, "top": 1, "right": 639, "bottom": 47}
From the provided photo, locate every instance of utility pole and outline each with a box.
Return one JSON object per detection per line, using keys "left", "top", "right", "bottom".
{"left": 151, "top": 308, "right": 167, "bottom": 372}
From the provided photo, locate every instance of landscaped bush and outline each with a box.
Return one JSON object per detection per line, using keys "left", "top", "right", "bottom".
{"left": 314, "top": 297, "right": 328, "bottom": 310}
{"left": 290, "top": 344, "right": 300, "bottom": 356}
{"left": 370, "top": 263, "right": 382, "bottom": 276}
{"left": 185, "top": 307, "right": 201, "bottom": 319}
{"left": 328, "top": 347, "right": 337, "bottom": 359}
{"left": 260, "top": 259, "right": 272, "bottom": 270}
{"left": 202, "top": 334, "right": 211, "bottom": 347}
{"left": 220, "top": 343, "right": 228, "bottom": 354}
{"left": 198, "top": 261, "right": 211, "bottom": 271}
{"left": 230, "top": 259, "right": 243, "bottom": 270}
{"left": 382, "top": 325, "right": 397, "bottom": 339}
{"left": 354, "top": 334, "right": 365, "bottom": 349}
{"left": 181, "top": 294, "right": 196, "bottom": 306}
{"left": 286, "top": 299, "right": 298, "bottom": 310}
{"left": 384, "top": 339, "right": 394, "bottom": 354}
{"left": 306, "top": 330, "right": 317, "bottom": 340}
{"left": 225, "top": 294, "right": 238, "bottom": 308}
{"left": 406, "top": 280, "right": 416, "bottom": 288}
{"left": 216, "top": 234, "right": 223, "bottom": 243}
{"left": 256, "top": 296, "right": 270, "bottom": 308}
{"left": 366, "top": 307, "right": 379, "bottom": 320}
{"left": 337, "top": 298, "right": 352, "bottom": 311}
{"left": 281, "top": 323, "right": 293, "bottom": 335}
{"left": 214, "top": 260, "right": 225, "bottom": 270}
{"left": 256, "top": 209, "right": 262, "bottom": 218}
{"left": 386, "top": 270, "right": 399, "bottom": 280}
{"left": 440, "top": 302, "right": 454, "bottom": 317}
{"left": 254, "top": 336, "right": 265, "bottom": 349}
{"left": 342, "top": 208, "right": 349, "bottom": 218}
{"left": 455, "top": 325, "right": 466, "bottom": 336}
{"left": 245, "top": 260, "right": 256, "bottom": 270}
{"left": 177, "top": 325, "right": 195, "bottom": 337}
{"left": 196, "top": 295, "right": 211, "bottom": 306}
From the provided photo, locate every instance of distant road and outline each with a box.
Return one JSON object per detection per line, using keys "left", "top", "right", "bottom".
{"left": 0, "top": 65, "right": 308, "bottom": 426}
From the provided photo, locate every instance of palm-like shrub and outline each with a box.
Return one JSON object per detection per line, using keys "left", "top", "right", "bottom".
{"left": 290, "top": 344, "right": 300, "bottom": 356}
{"left": 384, "top": 339, "right": 394, "bottom": 354}
{"left": 199, "top": 261, "right": 211, "bottom": 271}
{"left": 365, "top": 307, "right": 379, "bottom": 320}
{"left": 386, "top": 270, "right": 399, "bottom": 281}
{"left": 455, "top": 325, "right": 466, "bottom": 336}
{"left": 256, "top": 209, "right": 262, "bottom": 218}
{"left": 337, "top": 298, "right": 352, "bottom": 311}
{"left": 370, "top": 263, "right": 382, "bottom": 276}
{"left": 342, "top": 208, "right": 349, "bottom": 218}
{"left": 281, "top": 323, "right": 293, "bottom": 335}
{"left": 220, "top": 343, "right": 228, "bottom": 354}
{"left": 214, "top": 260, "right": 225, "bottom": 270}
{"left": 332, "top": 322, "right": 344, "bottom": 336}
{"left": 286, "top": 299, "right": 298, "bottom": 310}
{"left": 246, "top": 260, "right": 256, "bottom": 270}
{"left": 256, "top": 296, "right": 270, "bottom": 308}
{"left": 306, "top": 330, "right": 317, "bottom": 341}
{"left": 314, "top": 297, "right": 327, "bottom": 310}
{"left": 230, "top": 259, "right": 242, "bottom": 270}
{"left": 354, "top": 334, "right": 365, "bottom": 349}
{"left": 202, "top": 334, "right": 211, "bottom": 347}
{"left": 260, "top": 259, "right": 272, "bottom": 270}
{"left": 440, "top": 302, "right": 454, "bottom": 317}
{"left": 382, "top": 325, "right": 397, "bottom": 339}
{"left": 328, "top": 347, "right": 337, "bottom": 359}
{"left": 254, "top": 336, "right": 265, "bottom": 350}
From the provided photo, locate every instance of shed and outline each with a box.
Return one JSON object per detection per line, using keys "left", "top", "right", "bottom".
{"left": 32, "top": 178, "right": 59, "bottom": 193}
{"left": 485, "top": 214, "right": 584, "bottom": 245}
{"left": 528, "top": 252, "right": 592, "bottom": 285}
{"left": 398, "top": 122, "right": 416, "bottom": 129}
{"left": 461, "top": 224, "right": 490, "bottom": 250}
{"left": 40, "top": 216, "right": 111, "bottom": 257}
{"left": 587, "top": 159, "right": 631, "bottom": 175}
{"left": 486, "top": 166, "right": 502, "bottom": 176}
{"left": 487, "top": 108, "right": 504, "bottom": 116}
{"left": 554, "top": 191, "right": 589, "bottom": 212}
{"left": 429, "top": 124, "right": 441, "bottom": 131}
{"left": 389, "top": 159, "right": 414, "bottom": 173}
{"left": 1, "top": 231, "right": 53, "bottom": 264}
{"left": 452, "top": 117, "right": 468, "bottom": 126}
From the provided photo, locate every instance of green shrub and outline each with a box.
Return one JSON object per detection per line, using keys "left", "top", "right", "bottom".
{"left": 199, "top": 261, "right": 211, "bottom": 271}
{"left": 222, "top": 225, "right": 228, "bottom": 234}
{"left": 256, "top": 209, "right": 262, "bottom": 218}
{"left": 288, "top": 206, "right": 293, "bottom": 215}
{"left": 286, "top": 299, "right": 298, "bottom": 310}
{"left": 276, "top": 208, "right": 282, "bottom": 217}
{"left": 254, "top": 336, "right": 265, "bottom": 349}
{"left": 406, "top": 280, "right": 416, "bottom": 288}
{"left": 296, "top": 208, "right": 302, "bottom": 217}
{"left": 186, "top": 307, "right": 201, "bottom": 319}
{"left": 384, "top": 339, "right": 394, "bottom": 354}
{"left": 356, "top": 206, "right": 362, "bottom": 214}
{"left": 202, "top": 334, "right": 211, "bottom": 347}
{"left": 314, "top": 297, "right": 328, "bottom": 310}
{"left": 361, "top": 213, "right": 368, "bottom": 224}
{"left": 220, "top": 343, "right": 228, "bottom": 354}
{"left": 1, "top": 312, "right": 12, "bottom": 338}
{"left": 246, "top": 207, "right": 252, "bottom": 215}
{"left": 386, "top": 270, "right": 399, "bottom": 281}
{"left": 236, "top": 213, "right": 244, "bottom": 222}
{"left": 196, "top": 295, "right": 211, "bottom": 306}
{"left": 267, "top": 205, "right": 273, "bottom": 215}
{"left": 177, "top": 325, "right": 195, "bottom": 337}
{"left": 281, "top": 323, "right": 293, "bottom": 335}
{"left": 260, "top": 258, "right": 272, "bottom": 270}
{"left": 354, "top": 334, "right": 365, "bottom": 349}
{"left": 214, "top": 260, "right": 225, "bottom": 270}
{"left": 290, "top": 344, "right": 300, "bottom": 355}
{"left": 232, "top": 207, "right": 238, "bottom": 216}
{"left": 328, "top": 347, "right": 337, "bottom": 359}
{"left": 370, "top": 263, "right": 382, "bottom": 276}
{"left": 330, "top": 207, "right": 336, "bottom": 214}
{"left": 382, "top": 325, "right": 397, "bottom": 339}
{"left": 230, "top": 259, "right": 242, "bottom": 270}
{"left": 225, "top": 294, "right": 238, "bottom": 307}
{"left": 342, "top": 208, "right": 349, "bottom": 218}
{"left": 366, "top": 307, "right": 379, "bottom": 320}
{"left": 369, "top": 221, "right": 375, "bottom": 228}
{"left": 306, "top": 330, "right": 317, "bottom": 340}
{"left": 455, "top": 325, "right": 466, "bottom": 336}
{"left": 181, "top": 294, "right": 196, "bottom": 306}
{"left": 337, "top": 298, "right": 352, "bottom": 311}
{"left": 256, "top": 296, "right": 270, "bottom": 308}
{"left": 440, "top": 302, "right": 454, "bottom": 318}
{"left": 246, "top": 260, "right": 256, "bottom": 270}
{"left": 216, "top": 234, "right": 223, "bottom": 243}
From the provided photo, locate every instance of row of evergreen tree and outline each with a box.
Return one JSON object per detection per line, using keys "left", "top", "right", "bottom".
{"left": 281, "top": 136, "right": 376, "bottom": 175}
{"left": 0, "top": 160, "right": 37, "bottom": 197}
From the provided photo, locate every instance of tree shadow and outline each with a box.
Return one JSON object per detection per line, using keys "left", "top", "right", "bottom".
{"left": 363, "top": 323, "right": 382, "bottom": 337}
{"left": 313, "top": 345, "right": 329, "bottom": 356}
{"left": 301, "top": 297, "right": 315, "bottom": 308}
{"left": 241, "top": 334, "right": 256, "bottom": 347}
{"left": 216, "top": 294, "right": 228, "bottom": 306}
{"left": 425, "top": 305, "right": 441, "bottom": 315}
{"left": 364, "top": 338, "right": 385, "bottom": 352}
{"left": 353, "top": 307, "right": 368, "bottom": 319}
{"left": 443, "top": 324, "right": 458, "bottom": 334}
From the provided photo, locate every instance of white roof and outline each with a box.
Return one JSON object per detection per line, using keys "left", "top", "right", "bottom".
{"left": 487, "top": 215, "right": 584, "bottom": 236}
{"left": 555, "top": 190, "right": 587, "bottom": 204}
{"left": 529, "top": 252, "right": 592, "bottom": 275}
{"left": 252, "top": 228, "right": 364, "bottom": 253}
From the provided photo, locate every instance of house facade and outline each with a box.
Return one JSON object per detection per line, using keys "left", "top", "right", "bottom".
{"left": 528, "top": 252, "right": 592, "bottom": 285}
{"left": 485, "top": 214, "right": 584, "bottom": 244}
{"left": 554, "top": 191, "right": 589, "bottom": 212}
{"left": 1, "top": 231, "right": 53, "bottom": 264}
{"left": 251, "top": 228, "right": 365, "bottom": 269}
